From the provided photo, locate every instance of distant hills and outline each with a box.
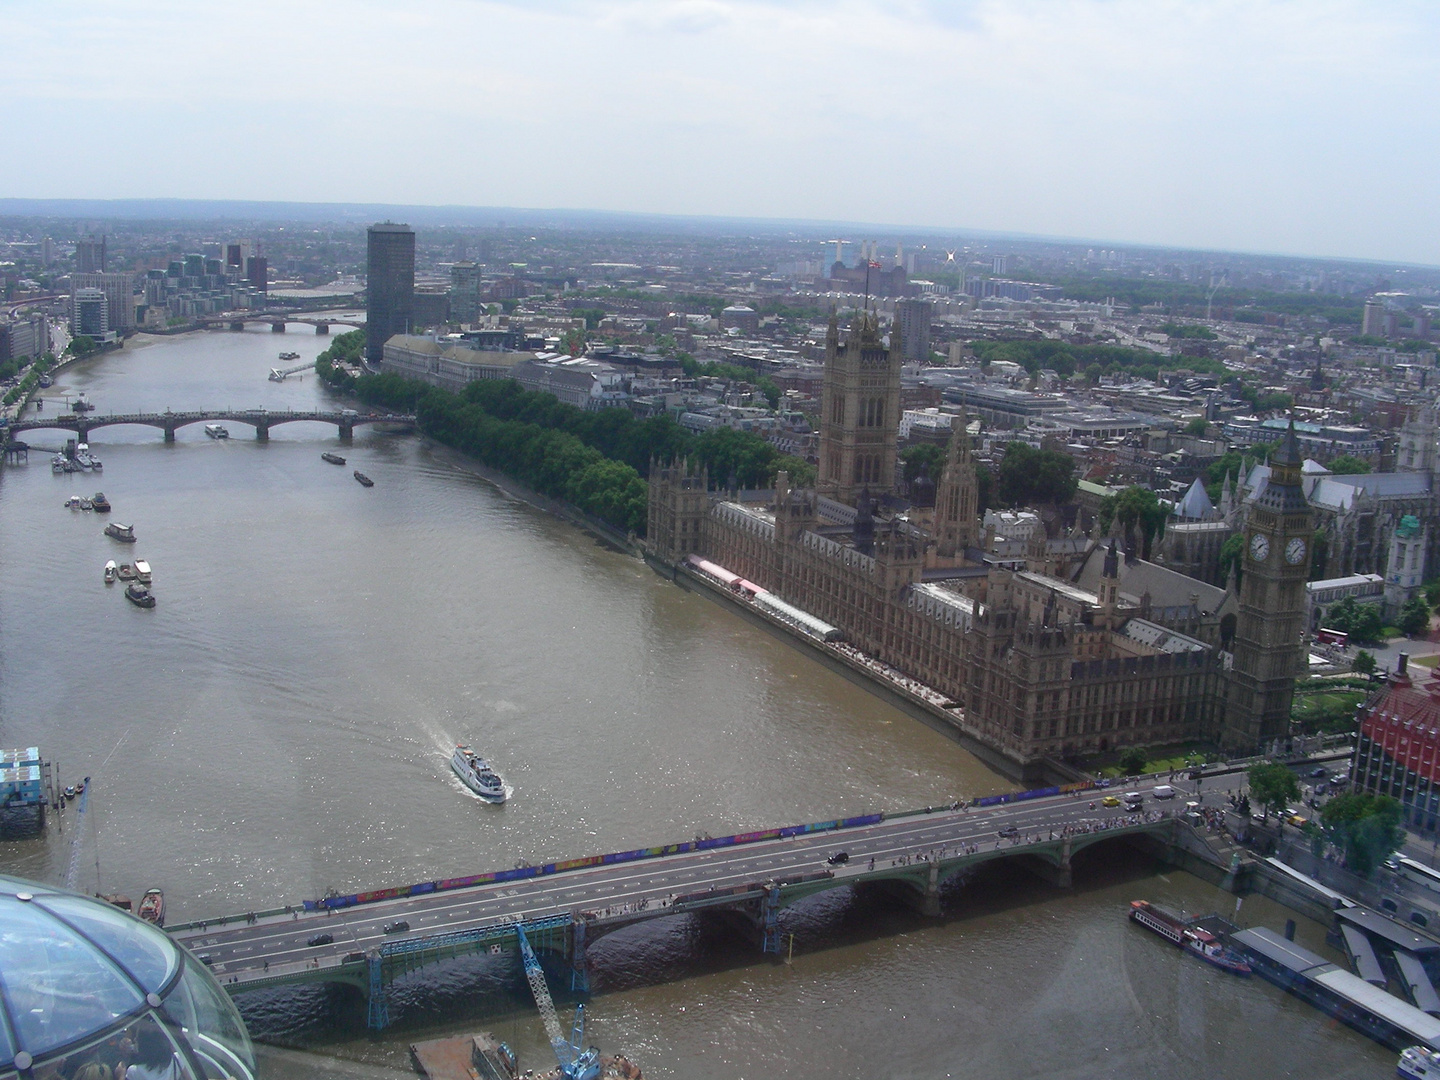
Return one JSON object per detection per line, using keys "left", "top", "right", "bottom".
{"left": 0, "top": 197, "right": 1050, "bottom": 242}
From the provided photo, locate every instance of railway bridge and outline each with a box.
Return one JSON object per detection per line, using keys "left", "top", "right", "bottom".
{"left": 5, "top": 409, "right": 415, "bottom": 444}
{"left": 166, "top": 784, "right": 1210, "bottom": 1030}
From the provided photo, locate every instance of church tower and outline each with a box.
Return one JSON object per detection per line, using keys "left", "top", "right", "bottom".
{"left": 817, "top": 309, "right": 902, "bottom": 506}
{"left": 934, "top": 410, "right": 980, "bottom": 557}
{"left": 1223, "top": 421, "right": 1314, "bottom": 751}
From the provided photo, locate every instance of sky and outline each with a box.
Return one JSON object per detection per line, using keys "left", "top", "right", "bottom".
{"left": 1, "top": 0, "right": 1436, "bottom": 264}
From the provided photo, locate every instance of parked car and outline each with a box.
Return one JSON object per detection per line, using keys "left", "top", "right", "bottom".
{"left": 306, "top": 933, "right": 334, "bottom": 947}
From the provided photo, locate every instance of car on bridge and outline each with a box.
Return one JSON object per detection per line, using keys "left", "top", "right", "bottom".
{"left": 1101, "top": 795, "right": 1121, "bottom": 807}
{"left": 826, "top": 851, "right": 849, "bottom": 865}
{"left": 383, "top": 920, "right": 410, "bottom": 934}
{"left": 306, "top": 933, "right": 334, "bottom": 947}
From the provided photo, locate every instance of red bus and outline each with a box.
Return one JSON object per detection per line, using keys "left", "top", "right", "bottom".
{"left": 1316, "top": 627, "right": 1348, "bottom": 647}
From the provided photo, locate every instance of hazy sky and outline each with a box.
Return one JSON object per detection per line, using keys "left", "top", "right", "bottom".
{"left": 3, "top": 1, "right": 1436, "bottom": 264}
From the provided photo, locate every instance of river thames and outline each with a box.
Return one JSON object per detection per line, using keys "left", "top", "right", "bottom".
{"left": 0, "top": 327, "right": 1390, "bottom": 1078}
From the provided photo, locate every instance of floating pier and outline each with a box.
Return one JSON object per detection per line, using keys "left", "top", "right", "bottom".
{"left": 0, "top": 747, "right": 53, "bottom": 836}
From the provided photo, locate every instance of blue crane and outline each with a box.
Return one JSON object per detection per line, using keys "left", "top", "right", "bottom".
{"left": 514, "top": 921, "right": 601, "bottom": 1080}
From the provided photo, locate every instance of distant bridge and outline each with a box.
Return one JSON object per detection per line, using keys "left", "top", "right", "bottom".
{"left": 5, "top": 409, "right": 415, "bottom": 443}
{"left": 197, "top": 312, "right": 365, "bottom": 335}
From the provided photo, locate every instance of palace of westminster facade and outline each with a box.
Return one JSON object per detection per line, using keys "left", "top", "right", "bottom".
{"left": 647, "top": 311, "right": 1313, "bottom": 773}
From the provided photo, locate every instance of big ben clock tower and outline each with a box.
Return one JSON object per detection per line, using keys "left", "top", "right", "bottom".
{"left": 1224, "top": 420, "right": 1314, "bottom": 751}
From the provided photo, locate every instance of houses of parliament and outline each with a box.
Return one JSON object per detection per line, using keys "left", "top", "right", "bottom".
{"left": 647, "top": 310, "right": 1312, "bottom": 774}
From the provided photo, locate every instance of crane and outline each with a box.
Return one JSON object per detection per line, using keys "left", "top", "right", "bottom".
{"left": 514, "top": 921, "right": 601, "bottom": 1080}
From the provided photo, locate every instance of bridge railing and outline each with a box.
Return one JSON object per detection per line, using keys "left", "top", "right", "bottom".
{"left": 305, "top": 811, "right": 885, "bottom": 914}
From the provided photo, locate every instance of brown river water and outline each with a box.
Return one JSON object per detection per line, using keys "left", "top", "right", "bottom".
{"left": 0, "top": 329, "right": 1389, "bottom": 1078}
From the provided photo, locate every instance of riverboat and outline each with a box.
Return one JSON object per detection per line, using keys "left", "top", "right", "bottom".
{"left": 353, "top": 470, "right": 374, "bottom": 487}
{"left": 65, "top": 495, "right": 82, "bottom": 509}
{"left": 104, "top": 522, "right": 137, "bottom": 543}
{"left": 74, "top": 449, "right": 92, "bottom": 470}
{"left": 450, "top": 745, "right": 507, "bottom": 803}
{"left": 37, "top": 374, "right": 51, "bottom": 388}
{"left": 51, "top": 454, "right": 66, "bottom": 473}
{"left": 279, "top": 351, "right": 300, "bottom": 361}
{"left": 117, "top": 563, "right": 137, "bottom": 581}
{"left": 64, "top": 786, "right": 75, "bottom": 800}
{"left": 1400, "top": 1045, "right": 1440, "bottom": 1079}
{"left": 321, "top": 452, "right": 347, "bottom": 465}
{"left": 134, "top": 559, "right": 152, "bottom": 584}
{"left": 90, "top": 454, "right": 102, "bottom": 471}
{"left": 71, "top": 394, "right": 94, "bottom": 413}
{"left": 204, "top": 424, "right": 229, "bottom": 439}
{"left": 137, "top": 888, "right": 165, "bottom": 926}
{"left": 1128, "top": 900, "right": 1251, "bottom": 976}
{"left": 104, "top": 560, "right": 117, "bottom": 584}
{"left": 79, "top": 498, "right": 93, "bottom": 511}
{"left": 125, "top": 583, "right": 156, "bottom": 608}
{"left": 92, "top": 492, "right": 111, "bottom": 512}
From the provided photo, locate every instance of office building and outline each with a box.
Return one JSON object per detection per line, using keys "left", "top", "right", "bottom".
{"left": 71, "top": 272, "right": 138, "bottom": 331}
{"left": 449, "top": 262, "right": 482, "bottom": 324}
{"left": 366, "top": 223, "right": 415, "bottom": 364}
{"left": 893, "top": 298, "right": 933, "bottom": 362}
{"left": 75, "top": 236, "right": 106, "bottom": 273}
{"left": 71, "top": 289, "right": 109, "bottom": 337}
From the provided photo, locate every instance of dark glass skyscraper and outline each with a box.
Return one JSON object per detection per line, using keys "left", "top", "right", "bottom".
{"left": 366, "top": 223, "right": 415, "bottom": 364}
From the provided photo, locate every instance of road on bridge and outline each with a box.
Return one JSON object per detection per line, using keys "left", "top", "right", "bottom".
{"left": 175, "top": 773, "right": 1219, "bottom": 982}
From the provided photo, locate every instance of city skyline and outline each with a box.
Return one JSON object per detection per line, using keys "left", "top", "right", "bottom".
{"left": 1, "top": 1, "right": 1436, "bottom": 266}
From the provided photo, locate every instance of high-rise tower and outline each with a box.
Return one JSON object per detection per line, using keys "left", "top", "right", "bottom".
{"left": 366, "top": 223, "right": 415, "bottom": 364}
{"left": 816, "top": 309, "right": 902, "bottom": 506}
{"left": 1224, "top": 421, "right": 1314, "bottom": 750}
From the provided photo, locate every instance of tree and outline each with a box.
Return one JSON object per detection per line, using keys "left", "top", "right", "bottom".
{"left": 1248, "top": 763, "right": 1301, "bottom": 822}
{"left": 755, "top": 376, "right": 782, "bottom": 410}
{"left": 1118, "top": 746, "right": 1148, "bottom": 776}
{"left": 1399, "top": 596, "right": 1433, "bottom": 637}
{"left": 995, "top": 442, "right": 1077, "bottom": 507}
{"left": 1321, "top": 793, "right": 1405, "bottom": 875}
{"left": 1184, "top": 417, "right": 1208, "bottom": 436}
{"left": 1327, "top": 455, "right": 1371, "bottom": 475}
{"left": 1325, "top": 595, "right": 1385, "bottom": 644}
{"left": 66, "top": 335, "right": 96, "bottom": 357}
{"left": 1354, "top": 650, "right": 1377, "bottom": 676}
{"left": 901, "top": 443, "right": 946, "bottom": 486}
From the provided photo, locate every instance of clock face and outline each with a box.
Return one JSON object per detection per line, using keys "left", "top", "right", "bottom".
{"left": 1285, "top": 537, "right": 1307, "bottom": 565}
{"left": 1250, "top": 533, "right": 1270, "bottom": 563}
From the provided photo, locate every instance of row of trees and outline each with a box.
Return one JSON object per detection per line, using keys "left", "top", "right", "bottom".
{"left": 1, "top": 352, "right": 55, "bottom": 406}
{"left": 1247, "top": 765, "right": 1404, "bottom": 875}
{"left": 317, "top": 337, "right": 816, "bottom": 535}
{"left": 969, "top": 337, "right": 1229, "bottom": 380}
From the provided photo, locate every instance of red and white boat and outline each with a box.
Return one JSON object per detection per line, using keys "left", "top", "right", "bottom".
{"left": 137, "top": 888, "right": 165, "bottom": 927}
{"left": 1129, "top": 900, "right": 1251, "bottom": 976}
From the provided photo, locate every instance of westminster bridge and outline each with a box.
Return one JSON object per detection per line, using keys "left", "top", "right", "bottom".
{"left": 166, "top": 781, "right": 1220, "bottom": 1030}
{"left": 4, "top": 409, "right": 415, "bottom": 444}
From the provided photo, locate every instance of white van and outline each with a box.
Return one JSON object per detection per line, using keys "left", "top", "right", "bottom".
{"left": 1152, "top": 785, "right": 1176, "bottom": 800}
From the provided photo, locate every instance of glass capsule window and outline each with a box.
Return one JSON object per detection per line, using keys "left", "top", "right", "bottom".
{"left": 0, "top": 876, "right": 255, "bottom": 1080}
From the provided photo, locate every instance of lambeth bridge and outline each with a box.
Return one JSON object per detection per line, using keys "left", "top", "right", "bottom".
{"left": 5, "top": 409, "right": 415, "bottom": 444}
{"left": 196, "top": 312, "right": 366, "bottom": 334}
{"left": 167, "top": 781, "right": 1219, "bottom": 1029}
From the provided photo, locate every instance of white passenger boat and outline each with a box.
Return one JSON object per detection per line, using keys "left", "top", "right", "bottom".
{"left": 134, "top": 559, "right": 152, "bottom": 584}
{"left": 1400, "top": 1045, "right": 1440, "bottom": 1079}
{"left": 103, "top": 560, "right": 117, "bottom": 584}
{"left": 204, "top": 424, "right": 229, "bottom": 439}
{"left": 450, "top": 745, "right": 507, "bottom": 803}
